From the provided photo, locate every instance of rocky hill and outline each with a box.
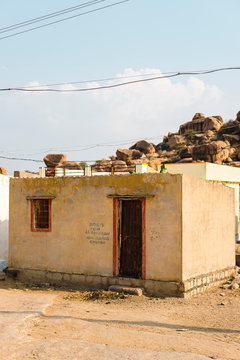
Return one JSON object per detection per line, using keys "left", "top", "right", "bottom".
{"left": 92, "top": 110, "right": 240, "bottom": 172}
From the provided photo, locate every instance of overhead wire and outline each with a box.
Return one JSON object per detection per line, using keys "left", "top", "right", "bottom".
{"left": 14, "top": 68, "right": 221, "bottom": 89}
{"left": 0, "top": 0, "right": 129, "bottom": 41}
{"left": 0, "top": 155, "right": 43, "bottom": 163}
{"left": 0, "top": 0, "right": 107, "bottom": 34}
{"left": 0, "top": 136, "right": 165, "bottom": 157}
{"left": 1, "top": 66, "right": 240, "bottom": 163}
{"left": 1, "top": 67, "right": 239, "bottom": 92}
{"left": 17, "top": 72, "right": 165, "bottom": 89}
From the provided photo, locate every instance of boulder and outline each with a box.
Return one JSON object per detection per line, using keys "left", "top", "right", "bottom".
{"left": 194, "top": 133, "right": 205, "bottom": 138}
{"left": 231, "top": 161, "right": 240, "bottom": 167}
{"left": 112, "top": 160, "right": 128, "bottom": 172}
{"left": 192, "top": 141, "right": 229, "bottom": 163}
{"left": 116, "top": 148, "right": 142, "bottom": 162}
{"left": 92, "top": 159, "right": 112, "bottom": 172}
{"left": 202, "top": 116, "right": 223, "bottom": 132}
{"left": 192, "top": 113, "right": 205, "bottom": 122}
{"left": 59, "top": 161, "right": 84, "bottom": 170}
{"left": 0, "top": 167, "right": 7, "bottom": 175}
{"left": 179, "top": 118, "right": 205, "bottom": 134}
{"left": 146, "top": 153, "right": 159, "bottom": 159}
{"left": 198, "top": 136, "right": 209, "bottom": 145}
{"left": 229, "top": 147, "right": 237, "bottom": 158}
{"left": 149, "top": 158, "right": 162, "bottom": 170}
{"left": 168, "top": 135, "right": 184, "bottom": 149}
{"left": 236, "top": 111, "right": 240, "bottom": 122}
{"left": 126, "top": 160, "right": 136, "bottom": 172}
{"left": 206, "top": 130, "right": 215, "bottom": 138}
{"left": 177, "top": 158, "right": 193, "bottom": 163}
{"left": 130, "top": 140, "right": 155, "bottom": 154}
{"left": 158, "top": 156, "right": 169, "bottom": 163}
{"left": 155, "top": 142, "right": 169, "bottom": 152}
{"left": 179, "top": 146, "right": 193, "bottom": 159}
{"left": 44, "top": 154, "right": 66, "bottom": 168}
{"left": 218, "top": 120, "right": 240, "bottom": 135}
{"left": 223, "top": 134, "right": 240, "bottom": 143}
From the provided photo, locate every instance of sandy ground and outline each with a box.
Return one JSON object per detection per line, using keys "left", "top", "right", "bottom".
{"left": 0, "top": 278, "right": 239, "bottom": 360}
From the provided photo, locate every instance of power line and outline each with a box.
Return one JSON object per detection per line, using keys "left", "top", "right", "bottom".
{"left": 0, "top": 155, "right": 42, "bottom": 163}
{"left": 0, "top": 1, "right": 106, "bottom": 34}
{"left": 18, "top": 72, "right": 165, "bottom": 89}
{"left": 0, "top": 136, "right": 165, "bottom": 157}
{"left": 0, "top": 0, "right": 129, "bottom": 41}
{"left": 1, "top": 67, "right": 240, "bottom": 92}
{"left": 14, "top": 68, "right": 220, "bottom": 89}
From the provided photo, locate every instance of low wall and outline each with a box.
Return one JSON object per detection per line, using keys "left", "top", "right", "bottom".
{"left": 14, "top": 171, "right": 40, "bottom": 178}
{"left": 13, "top": 266, "right": 237, "bottom": 298}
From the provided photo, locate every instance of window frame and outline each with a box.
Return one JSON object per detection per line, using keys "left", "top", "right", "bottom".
{"left": 30, "top": 198, "right": 52, "bottom": 232}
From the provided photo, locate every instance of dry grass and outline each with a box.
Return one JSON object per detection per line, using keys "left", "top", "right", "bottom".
{"left": 63, "top": 290, "right": 128, "bottom": 301}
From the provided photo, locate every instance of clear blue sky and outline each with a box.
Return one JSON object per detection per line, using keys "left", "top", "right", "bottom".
{"left": 0, "top": 0, "right": 240, "bottom": 173}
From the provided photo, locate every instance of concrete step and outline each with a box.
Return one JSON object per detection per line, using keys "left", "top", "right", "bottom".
{"left": 108, "top": 285, "right": 143, "bottom": 296}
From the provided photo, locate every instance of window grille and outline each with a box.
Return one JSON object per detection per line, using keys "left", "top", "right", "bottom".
{"left": 31, "top": 199, "right": 52, "bottom": 232}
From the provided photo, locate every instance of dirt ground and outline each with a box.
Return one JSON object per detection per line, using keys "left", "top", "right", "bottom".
{"left": 0, "top": 278, "right": 239, "bottom": 360}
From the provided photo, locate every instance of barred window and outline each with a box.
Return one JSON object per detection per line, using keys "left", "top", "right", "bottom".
{"left": 31, "top": 199, "right": 51, "bottom": 232}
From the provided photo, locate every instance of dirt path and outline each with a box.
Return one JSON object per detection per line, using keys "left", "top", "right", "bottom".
{"left": 0, "top": 280, "right": 239, "bottom": 359}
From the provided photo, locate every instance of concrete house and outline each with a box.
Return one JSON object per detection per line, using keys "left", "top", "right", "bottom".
{"left": 165, "top": 162, "right": 240, "bottom": 266}
{"left": 9, "top": 173, "right": 236, "bottom": 297}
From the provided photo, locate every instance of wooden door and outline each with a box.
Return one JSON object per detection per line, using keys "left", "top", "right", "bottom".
{"left": 119, "top": 200, "right": 142, "bottom": 278}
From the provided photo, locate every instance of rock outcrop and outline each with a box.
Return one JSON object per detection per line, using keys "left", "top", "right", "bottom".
{"left": 44, "top": 111, "right": 240, "bottom": 174}
{"left": 130, "top": 140, "right": 155, "bottom": 154}
{"left": 59, "top": 161, "right": 84, "bottom": 170}
{"left": 116, "top": 148, "right": 142, "bottom": 162}
{"left": 109, "top": 111, "right": 240, "bottom": 170}
{"left": 44, "top": 154, "right": 66, "bottom": 168}
{"left": 192, "top": 141, "right": 229, "bottom": 163}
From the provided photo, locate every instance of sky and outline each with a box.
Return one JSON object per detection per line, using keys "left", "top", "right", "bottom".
{"left": 0, "top": 0, "right": 240, "bottom": 174}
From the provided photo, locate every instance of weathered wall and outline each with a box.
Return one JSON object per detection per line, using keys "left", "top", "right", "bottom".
{"left": 9, "top": 173, "right": 183, "bottom": 282}
{"left": 182, "top": 175, "right": 235, "bottom": 280}
{"left": 0, "top": 174, "right": 9, "bottom": 260}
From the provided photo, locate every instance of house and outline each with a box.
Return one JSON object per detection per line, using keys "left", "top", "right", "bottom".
{"left": 8, "top": 173, "right": 236, "bottom": 297}
{"left": 0, "top": 174, "right": 9, "bottom": 261}
{"left": 165, "top": 162, "right": 240, "bottom": 242}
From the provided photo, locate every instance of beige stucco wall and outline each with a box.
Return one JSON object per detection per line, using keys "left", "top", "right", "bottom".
{"left": 182, "top": 175, "right": 235, "bottom": 280}
{"left": 205, "top": 162, "right": 240, "bottom": 182}
{"left": 167, "top": 162, "right": 240, "bottom": 239}
{"left": 166, "top": 163, "right": 206, "bottom": 179}
{"left": 9, "top": 173, "right": 183, "bottom": 282}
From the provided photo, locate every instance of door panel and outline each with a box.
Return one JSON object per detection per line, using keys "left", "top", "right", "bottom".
{"left": 119, "top": 200, "right": 142, "bottom": 278}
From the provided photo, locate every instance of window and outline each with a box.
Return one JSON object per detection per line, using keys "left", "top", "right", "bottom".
{"left": 31, "top": 199, "right": 52, "bottom": 232}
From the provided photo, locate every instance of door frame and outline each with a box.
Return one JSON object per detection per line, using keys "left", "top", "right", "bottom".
{"left": 112, "top": 197, "right": 146, "bottom": 279}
